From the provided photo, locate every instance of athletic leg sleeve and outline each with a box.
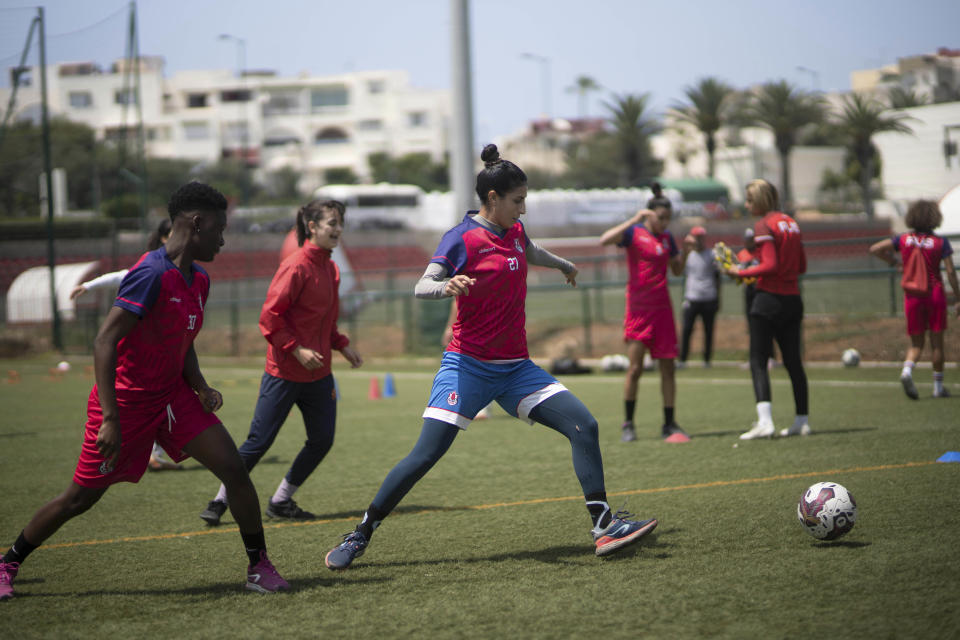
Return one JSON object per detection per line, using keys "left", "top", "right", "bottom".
{"left": 369, "top": 418, "right": 459, "bottom": 516}
{"left": 774, "top": 310, "right": 809, "bottom": 416}
{"left": 287, "top": 376, "right": 337, "bottom": 487}
{"left": 528, "top": 391, "right": 606, "bottom": 497}
{"left": 749, "top": 312, "right": 774, "bottom": 403}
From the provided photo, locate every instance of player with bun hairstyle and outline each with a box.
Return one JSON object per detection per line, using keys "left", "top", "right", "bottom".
{"left": 324, "top": 144, "right": 657, "bottom": 570}
{"left": 725, "top": 179, "right": 809, "bottom": 439}
{"left": 869, "top": 200, "right": 960, "bottom": 399}
{"left": 600, "top": 182, "right": 692, "bottom": 443}
{"left": 200, "top": 199, "right": 362, "bottom": 526}
{"left": 0, "top": 183, "right": 289, "bottom": 600}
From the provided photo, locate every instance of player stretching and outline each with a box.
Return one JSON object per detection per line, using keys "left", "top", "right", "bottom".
{"left": 869, "top": 200, "right": 960, "bottom": 399}
{"left": 725, "top": 179, "right": 809, "bottom": 439}
{"left": 0, "top": 183, "right": 288, "bottom": 601}
{"left": 600, "top": 183, "right": 692, "bottom": 443}
{"left": 200, "top": 199, "right": 362, "bottom": 525}
{"left": 324, "top": 145, "right": 657, "bottom": 570}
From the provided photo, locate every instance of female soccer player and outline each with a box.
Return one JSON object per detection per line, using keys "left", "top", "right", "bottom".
{"left": 70, "top": 218, "right": 182, "bottom": 471}
{"left": 200, "top": 200, "right": 362, "bottom": 525}
{"left": 600, "top": 184, "right": 691, "bottom": 443}
{"left": 678, "top": 225, "right": 720, "bottom": 368}
{"left": 869, "top": 200, "right": 960, "bottom": 399}
{"left": 324, "top": 145, "right": 657, "bottom": 570}
{"left": 0, "top": 183, "right": 288, "bottom": 601}
{"left": 725, "top": 179, "right": 809, "bottom": 439}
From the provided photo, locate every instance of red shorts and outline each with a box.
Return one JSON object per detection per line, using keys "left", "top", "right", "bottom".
{"left": 624, "top": 306, "right": 678, "bottom": 359}
{"left": 73, "top": 380, "right": 220, "bottom": 487}
{"left": 904, "top": 286, "right": 947, "bottom": 335}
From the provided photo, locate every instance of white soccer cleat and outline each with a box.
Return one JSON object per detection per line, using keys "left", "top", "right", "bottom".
{"left": 900, "top": 374, "right": 919, "bottom": 400}
{"left": 779, "top": 421, "right": 811, "bottom": 437}
{"left": 739, "top": 421, "right": 775, "bottom": 440}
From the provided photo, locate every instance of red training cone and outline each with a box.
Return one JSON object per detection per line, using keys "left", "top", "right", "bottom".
{"left": 368, "top": 376, "right": 381, "bottom": 400}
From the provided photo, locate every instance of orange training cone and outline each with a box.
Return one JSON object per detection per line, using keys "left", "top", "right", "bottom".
{"left": 368, "top": 376, "right": 381, "bottom": 400}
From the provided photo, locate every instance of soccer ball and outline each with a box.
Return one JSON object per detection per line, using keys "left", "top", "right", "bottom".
{"left": 797, "top": 482, "right": 857, "bottom": 540}
{"left": 841, "top": 348, "right": 861, "bottom": 367}
{"left": 600, "top": 354, "right": 629, "bottom": 372}
{"left": 56, "top": 360, "right": 71, "bottom": 372}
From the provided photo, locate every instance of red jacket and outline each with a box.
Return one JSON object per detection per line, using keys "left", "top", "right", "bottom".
{"left": 259, "top": 240, "right": 349, "bottom": 382}
{"left": 739, "top": 212, "right": 807, "bottom": 296}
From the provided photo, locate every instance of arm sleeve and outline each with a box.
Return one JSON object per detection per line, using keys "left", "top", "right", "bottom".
{"left": 414, "top": 262, "right": 451, "bottom": 299}
{"left": 667, "top": 232, "right": 679, "bottom": 257}
{"left": 891, "top": 234, "right": 902, "bottom": 252}
{"left": 737, "top": 240, "right": 778, "bottom": 278}
{"left": 430, "top": 230, "right": 468, "bottom": 275}
{"left": 942, "top": 237, "right": 953, "bottom": 258}
{"left": 525, "top": 239, "right": 575, "bottom": 273}
{"left": 258, "top": 263, "right": 304, "bottom": 354}
{"left": 114, "top": 266, "right": 161, "bottom": 317}
{"left": 617, "top": 225, "right": 636, "bottom": 248}
{"left": 82, "top": 269, "right": 128, "bottom": 291}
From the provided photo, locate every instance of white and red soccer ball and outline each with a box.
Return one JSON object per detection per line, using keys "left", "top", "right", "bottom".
{"left": 797, "top": 481, "right": 857, "bottom": 540}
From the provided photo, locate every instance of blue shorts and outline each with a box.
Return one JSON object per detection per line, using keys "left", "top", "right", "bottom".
{"left": 422, "top": 352, "right": 567, "bottom": 429}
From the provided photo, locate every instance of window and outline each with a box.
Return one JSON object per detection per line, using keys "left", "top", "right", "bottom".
{"left": 263, "top": 91, "right": 301, "bottom": 115}
{"left": 314, "top": 127, "right": 349, "bottom": 144}
{"left": 223, "top": 121, "right": 249, "bottom": 147}
{"left": 357, "top": 119, "right": 383, "bottom": 131}
{"left": 311, "top": 86, "right": 348, "bottom": 110}
{"left": 183, "top": 121, "right": 210, "bottom": 140}
{"left": 407, "top": 111, "right": 427, "bottom": 127}
{"left": 114, "top": 88, "right": 137, "bottom": 105}
{"left": 221, "top": 89, "right": 252, "bottom": 103}
{"left": 367, "top": 79, "right": 385, "bottom": 94}
{"left": 147, "top": 126, "right": 171, "bottom": 141}
{"left": 187, "top": 93, "right": 208, "bottom": 108}
{"left": 69, "top": 91, "right": 93, "bottom": 108}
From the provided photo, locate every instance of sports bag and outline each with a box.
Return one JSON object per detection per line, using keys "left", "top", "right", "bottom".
{"left": 901, "top": 236, "right": 930, "bottom": 297}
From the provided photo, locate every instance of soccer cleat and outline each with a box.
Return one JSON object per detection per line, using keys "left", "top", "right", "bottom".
{"left": 200, "top": 500, "right": 228, "bottom": 526}
{"left": 933, "top": 387, "right": 950, "bottom": 398}
{"left": 266, "top": 498, "right": 316, "bottom": 520}
{"left": 620, "top": 421, "right": 637, "bottom": 442}
{"left": 739, "top": 421, "right": 775, "bottom": 440}
{"left": 592, "top": 512, "right": 658, "bottom": 556}
{"left": 325, "top": 530, "right": 368, "bottom": 570}
{"left": 662, "top": 422, "right": 690, "bottom": 443}
{"left": 900, "top": 374, "right": 919, "bottom": 400}
{"left": 0, "top": 562, "right": 18, "bottom": 601}
{"left": 779, "top": 421, "right": 812, "bottom": 437}
{"left": 245, "top": 550, "right": 290, "bottom": 593}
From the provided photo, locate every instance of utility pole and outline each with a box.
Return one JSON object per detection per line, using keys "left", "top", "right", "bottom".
{"left": 450, "top": 0, "right": 476, "bottom": 217}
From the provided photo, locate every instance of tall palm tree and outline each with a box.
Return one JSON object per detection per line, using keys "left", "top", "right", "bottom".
{"left": 746, "top": 80, "right": 827, "bottom": 211}
{"left": 836, "top": 92, "right": 913, "bottom": 218}
{"left": 566, "top": 75, "right": 602, "bottom": 118}
{"left": 669, "top": 77, "right": 734, "bottom": 178}
{"left": 603, "top": 93, "right": 661, "bottom": 186}
{"left": 887, "top": 86, "right": 929, "bottom": 110}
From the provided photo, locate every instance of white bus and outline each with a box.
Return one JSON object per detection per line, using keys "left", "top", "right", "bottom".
{"left": 312, "top": 183, "right": 425, "bottom": 230}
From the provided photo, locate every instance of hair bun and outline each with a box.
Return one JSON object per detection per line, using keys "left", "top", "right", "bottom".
{"left": 650, "top": 181, "right": 663, "bottom": 198}
{"left": 481, "top": 143, "right": 501, "bottom": 167}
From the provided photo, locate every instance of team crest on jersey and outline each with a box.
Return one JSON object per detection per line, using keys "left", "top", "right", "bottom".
{"left": 656, "top": 244, "right": 664, "bottom": 255}
{"left": 447, "top": 391, "right": 459, "bottom": 406}
{"left": 514, "top": 238, "right": 523, "bottom": 253}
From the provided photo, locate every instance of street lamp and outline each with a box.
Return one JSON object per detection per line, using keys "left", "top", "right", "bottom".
{"left": 521, "top": 52, "right": 551, "bottom": 119}
{"left": 218, "top": 33, "right": 251, "bottom": 202}
{"left": 796, "top": 66, "right": 820, "bottom": 92}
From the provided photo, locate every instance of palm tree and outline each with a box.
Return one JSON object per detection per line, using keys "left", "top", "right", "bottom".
{"left": 603, "top": 93, "right": 661, "bottom": 186}
{"left": 836, "top": 92, "right": 913, "bottom": 218}
{"left": 566, "top": 75, "right": 602, "bottom": 118}
{"left": 746, "top": 80, "right": 827, "bottom": 211}
{"left": 669, "top": 77, "right": 734, "bottom": 178}
{"left": 887, "top": 86, "right": 929, "bottom": 110}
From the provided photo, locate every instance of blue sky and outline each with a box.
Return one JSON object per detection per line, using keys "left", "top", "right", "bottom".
{"left": 1, "top": 0, "right": 957, "bottom": 141}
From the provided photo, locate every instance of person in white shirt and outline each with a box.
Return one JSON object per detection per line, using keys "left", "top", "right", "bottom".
{"left": 678, "top": 226, "right": 720, "bottom": 368}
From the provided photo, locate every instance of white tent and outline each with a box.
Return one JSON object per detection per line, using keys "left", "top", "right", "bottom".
{"left": 6, "top": 261, "right": 99, "bottom": 323}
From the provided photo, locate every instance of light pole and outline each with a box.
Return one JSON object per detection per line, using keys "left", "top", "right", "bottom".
{"left": 219, "top": 33, "right": 251, "bottom": 202}
{"left": 796, "top": 66, "right": 820, "bottom": 92}
{"left": 521, "top": 52, "right": 551, "bottom": 119}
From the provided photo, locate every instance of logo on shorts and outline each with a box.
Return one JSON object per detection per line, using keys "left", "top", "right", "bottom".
{"left": 447, "top": 391, "right": 459, "bottom": 406}
{"left": 99, "top": 460, "right": 115, "bottom": 474}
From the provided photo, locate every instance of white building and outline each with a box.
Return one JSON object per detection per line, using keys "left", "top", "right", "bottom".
{"left": 851, "top": 47, "right": 960, "bottom": 105}
{"left": 0, "top": 57, "right": 450, "bottom": 192}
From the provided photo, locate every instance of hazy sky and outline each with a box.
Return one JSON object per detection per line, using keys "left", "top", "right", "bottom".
{"left": 1, "top": 0, "right": 957, "bottom": 142}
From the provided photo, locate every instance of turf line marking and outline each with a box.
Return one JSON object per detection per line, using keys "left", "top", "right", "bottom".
{"left": 36, "top": 460, "right": 937, "bottom": 551}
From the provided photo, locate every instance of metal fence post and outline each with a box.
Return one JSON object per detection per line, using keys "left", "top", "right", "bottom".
{"left": 581, "top": 285, "right": 593, "bottom": 356}
{"left": 230, "top": 281, "right": 240, "bottom": 356}
{"left": 888, "top": 268, "right": 896, "bottom": 317}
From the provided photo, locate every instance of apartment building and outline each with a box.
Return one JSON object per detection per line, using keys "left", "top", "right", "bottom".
{"left": 1, "top": 57, "right": 450, "bottom": 191}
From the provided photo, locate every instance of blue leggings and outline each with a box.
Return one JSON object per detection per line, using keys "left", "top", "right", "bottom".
{"left": 370, "top": 391, "right": 605, "bottom": 516}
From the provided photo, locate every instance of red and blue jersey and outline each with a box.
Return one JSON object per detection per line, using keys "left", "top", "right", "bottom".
{"left": 893, "top": 232, "right": 953, "bottom": 292}
{"left": 112, "top": 247, "right": 210, "bottom": 397}
{"left": 619, "top": 225, "right": 678, "bottom": 312}
{"left": 433, "top": 213, "right": 530, "bottom": 361}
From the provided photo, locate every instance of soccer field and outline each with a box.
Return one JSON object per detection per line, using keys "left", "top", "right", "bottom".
{"left": 1, "top": 357, "right": 958, "bottom": 638}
